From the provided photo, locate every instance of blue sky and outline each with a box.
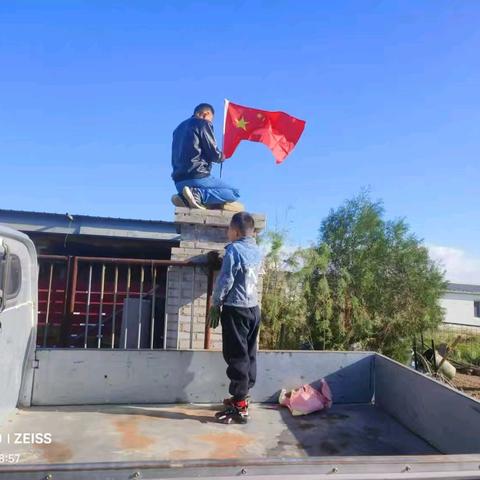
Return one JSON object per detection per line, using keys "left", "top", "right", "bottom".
{"left": 1, "top": 1, "right": 480, "bottom": 279}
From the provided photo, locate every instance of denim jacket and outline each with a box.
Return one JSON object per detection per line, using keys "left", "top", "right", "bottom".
{"left": 212, "top": 237, "right": 263, "bottom": 308}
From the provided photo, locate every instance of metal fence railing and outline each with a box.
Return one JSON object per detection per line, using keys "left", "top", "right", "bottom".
{"left": 38, "top": 255, "right": 70, "bottom": 348}
{"left": 37, "top": 255, "right": 213, "bottom": 350}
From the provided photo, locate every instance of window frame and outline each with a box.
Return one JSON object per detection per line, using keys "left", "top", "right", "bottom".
{"left": 5, "top": 253, "right": 22, "bottom": 300}
{"left": 474, "top": 300, "right": 480, "bottom": 319}
{"left": 0, "top": 242, "right": 22, "bottom": 309}
{"left": 0, "top": 242, "right": 6, "bottom": 312}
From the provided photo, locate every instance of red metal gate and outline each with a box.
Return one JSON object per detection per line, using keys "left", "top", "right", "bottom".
{"left": 37, "top": 255, "right": 211, "bottom": 349}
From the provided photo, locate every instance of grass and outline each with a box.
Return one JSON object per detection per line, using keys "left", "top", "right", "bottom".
{"left": 427, "top": 327, "right": 480, "bottom": 367}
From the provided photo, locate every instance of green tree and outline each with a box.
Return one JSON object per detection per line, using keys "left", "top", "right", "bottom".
{"left": 316, "top": 193, "right": 446, "bottom": 359}
{"left": 259, "top": 231, "right": 306, "bottom": 349}
{"left": 289, "top": 245, "right": 332, "bottom": 350}
{"left": 260, "top": 193, "right": 447, "bottom": 361}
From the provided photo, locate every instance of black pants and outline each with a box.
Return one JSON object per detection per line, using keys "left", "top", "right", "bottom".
{"left": 221, "top": 305, "right": 261, "bottom": 400}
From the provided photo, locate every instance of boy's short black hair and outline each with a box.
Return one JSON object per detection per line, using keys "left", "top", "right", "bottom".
{"left": 194, "top": 103, "right": 215, "bottom": 116}
{"left": 230, "top": 212, "right": 255, "bottom": 236}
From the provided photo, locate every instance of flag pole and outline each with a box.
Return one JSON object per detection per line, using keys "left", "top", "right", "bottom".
{"left": 220, "top": 98, "right": 229, "bottom": 178}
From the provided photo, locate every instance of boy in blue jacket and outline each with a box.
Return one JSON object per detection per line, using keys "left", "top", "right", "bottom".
{"left": 209, "top": 212, "right": 263, "bottom": 424}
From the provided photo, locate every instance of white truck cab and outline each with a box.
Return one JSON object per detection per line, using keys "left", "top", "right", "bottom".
{"left": 0, "top": 226, "right": 38, "bottom": 421}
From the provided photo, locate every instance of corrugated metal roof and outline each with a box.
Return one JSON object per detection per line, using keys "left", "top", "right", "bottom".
{"left": 0, "top": 208, "right": 179, "bottom": 242}
{"left": 447, "top": 283, "right": 480, "bottom": 294}
{"left": 0, "top": 208, "right": 173, "bottom": 226}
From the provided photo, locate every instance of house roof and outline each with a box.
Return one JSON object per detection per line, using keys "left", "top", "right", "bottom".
{"left": 0, "top": 208, "right": 179, "bottom": 242}
{"left": 446, "top": 283, "right": 480, "bottom": 294}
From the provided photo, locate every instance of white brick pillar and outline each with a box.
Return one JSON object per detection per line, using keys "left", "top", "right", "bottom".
{"left": 165, "top": 208, "right": 266, "bottom": 350}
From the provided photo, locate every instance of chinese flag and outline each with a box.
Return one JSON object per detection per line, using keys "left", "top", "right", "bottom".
{"left": 223, "top": 100, "right": 306, "bottom": 164}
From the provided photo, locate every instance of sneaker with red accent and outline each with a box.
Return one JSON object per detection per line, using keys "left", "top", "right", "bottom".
{"left": 223, "top": 396, "right": 250, "bottom": 409}
{"left": 215, "top": 399, "right": 249, "bottom": 424}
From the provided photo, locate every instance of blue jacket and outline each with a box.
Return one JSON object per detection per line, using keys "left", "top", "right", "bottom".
{"left": 212, "top": 237, "right": 263, "bottom": 308}
{"left": 171, "top": 116, "right": 223, "bottom": 182}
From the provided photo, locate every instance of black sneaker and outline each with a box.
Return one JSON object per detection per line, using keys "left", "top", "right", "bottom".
{"left": 182, "top": 186, "right": 206, "bottom": 210}
{"left": 171, "top": 194, "right": 188, "bottom": 207}
{"left": 215, "top": 405, "right": 248, "bottom": 424}
{"left": 215, "top": 398, "right": 249, "bottom": 424}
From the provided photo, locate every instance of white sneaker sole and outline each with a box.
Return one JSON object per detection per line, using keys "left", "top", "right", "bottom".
{"left": 182, "top": 186, "right": 206, "bottom": 210}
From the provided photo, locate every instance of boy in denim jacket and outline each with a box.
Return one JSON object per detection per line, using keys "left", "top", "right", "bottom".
{"left": 209, "top": 212, "right": 263, "bottom": 424}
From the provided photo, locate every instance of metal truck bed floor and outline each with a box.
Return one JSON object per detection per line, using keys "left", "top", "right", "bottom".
{"left": 3, "top": 403, "right": 437, "bottom": 464}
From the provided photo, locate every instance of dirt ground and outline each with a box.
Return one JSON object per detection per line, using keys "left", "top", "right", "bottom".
{"left": 452, "top": 372, "right": 480, "bottom": 400}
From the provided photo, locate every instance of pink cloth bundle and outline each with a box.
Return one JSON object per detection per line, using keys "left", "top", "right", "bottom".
{"left": 279, "top": 380, "right": 333, "bottom": 416}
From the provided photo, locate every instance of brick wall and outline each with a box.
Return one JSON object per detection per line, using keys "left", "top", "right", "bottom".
{"left": 166, "top": 207, "right": 266, "bottom": 350}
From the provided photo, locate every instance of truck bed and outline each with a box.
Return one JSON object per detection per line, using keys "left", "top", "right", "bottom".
{"left": 2, "top": 350, "right": 480, "bottom": 478}
{"left": 4, "top": 403, "right": 436, "bottom": 465}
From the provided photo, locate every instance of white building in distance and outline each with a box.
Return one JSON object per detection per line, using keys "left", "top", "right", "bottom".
{"left": 441, "top": 283, "right": 480, "bottom": 328}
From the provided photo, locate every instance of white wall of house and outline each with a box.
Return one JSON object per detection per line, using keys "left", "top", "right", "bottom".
{"left": 441, "top": 292, "right": 480, "bottom": 328}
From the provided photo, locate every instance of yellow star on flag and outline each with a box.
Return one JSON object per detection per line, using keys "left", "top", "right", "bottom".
{"left": 235, "top": 116, "right": 249, "bottom": 131}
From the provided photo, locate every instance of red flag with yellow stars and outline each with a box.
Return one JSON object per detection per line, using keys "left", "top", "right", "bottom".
{"left": 222, "top": 100, "right": 306, "bottom": 164}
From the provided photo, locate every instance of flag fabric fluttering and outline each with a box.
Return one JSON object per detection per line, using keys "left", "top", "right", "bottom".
{"left": 222, "top": 100, "right": 306, "bottom": 164}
